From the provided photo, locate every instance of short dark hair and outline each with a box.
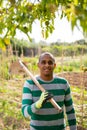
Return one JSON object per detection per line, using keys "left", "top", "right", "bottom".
{"left": 39, "top": 52, "right": 55, "bottom": 63}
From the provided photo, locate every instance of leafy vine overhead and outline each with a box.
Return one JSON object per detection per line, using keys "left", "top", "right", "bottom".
{"left": 0, "top": 0, "right": 87, "bottom": 49}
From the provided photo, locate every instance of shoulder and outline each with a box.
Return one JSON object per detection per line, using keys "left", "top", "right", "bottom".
{"left": 25, "top": 79, "right": 35, "bottom": 85}
{"left": 54, "top": 75, "right": 68, "bottom": 84}
{"left": 23, "top": 79, "right": 35, "bottom": 91}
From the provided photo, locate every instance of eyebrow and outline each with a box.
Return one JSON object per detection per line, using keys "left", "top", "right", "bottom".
{"left": 40, "top": 60, "right": 54, "bottom": 64}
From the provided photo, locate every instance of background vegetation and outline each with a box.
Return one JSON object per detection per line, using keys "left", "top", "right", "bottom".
{"left": 0, "top": 40, "right": 87, "bottom": 129}
{"left": 0, "top": 0, "right": 87, "bottom": 49}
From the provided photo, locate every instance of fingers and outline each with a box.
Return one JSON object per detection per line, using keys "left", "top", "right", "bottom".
{"left": 45, "top": 92, "right": 53, "bottom": 100}
{"left": 42, "top": 91, "right": 54, "bottom": 105}
{"left": 35, "top": 91, "right": 54, "bottom": 109}
{"left": 41, "top": 91, "right": 52, "bottom": 100}
{"left": 40, "top": 91, "right": 48, "bottom": 100}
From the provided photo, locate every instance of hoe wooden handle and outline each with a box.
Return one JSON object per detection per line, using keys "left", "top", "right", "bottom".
{"left": 19, "top": 59, "right": 62, "bottom": 112}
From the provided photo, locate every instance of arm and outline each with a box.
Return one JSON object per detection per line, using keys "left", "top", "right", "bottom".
{"left": 21, "top": 80, "right": 38, "bottom": 118}
{"left": 64, "top": 82, "right": 77, "bottom": 130}
{"left": 21, "top": 80, "right": 53, "bottom": 118}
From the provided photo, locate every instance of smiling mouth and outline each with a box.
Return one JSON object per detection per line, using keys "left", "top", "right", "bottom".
{"left": 44, "top": 69, "right": 51, "bottom": 72}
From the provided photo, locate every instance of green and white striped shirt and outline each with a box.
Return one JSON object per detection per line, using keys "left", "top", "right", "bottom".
{"left": 22, "top": 76, "right": 77, "bottom": 130}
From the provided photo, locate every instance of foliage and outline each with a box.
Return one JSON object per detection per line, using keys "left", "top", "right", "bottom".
{"left": 0, "top": 56, "right": 10, "bottom": 79}
{"left": 11, "top": 38, "right": 29, "bottom": 48}
{"left": 50, "top": 45, "right": 63, "bottom": 56}
{"left": 71, "top": 86, "right": 87, "bottom": 128}
{"left": 0, "top": 0, "right": 87, "bottom": 49}
{"left": 0, "top": 80, "right": 30, "bottom": 130}
{"left": 10, "top": 38, "right": 37, "bottom": 56}
{"left": 42, "top": 44, "right": 87, "bottom": 57}
{"left": 9, "top": 38, "right": 87, "bottom": 57}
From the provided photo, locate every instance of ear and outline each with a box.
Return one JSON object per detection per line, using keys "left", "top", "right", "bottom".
{"left": 54, "top": 63, "right": 56, "bottom": 69}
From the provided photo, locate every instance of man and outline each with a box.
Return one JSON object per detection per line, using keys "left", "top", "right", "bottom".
{"left": 21, "top": 52, "right": 77, "bottom": 130}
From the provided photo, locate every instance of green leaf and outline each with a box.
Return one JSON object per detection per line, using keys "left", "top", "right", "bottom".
{"left": 73, "top": 0, "right": 79, "bottom": 5}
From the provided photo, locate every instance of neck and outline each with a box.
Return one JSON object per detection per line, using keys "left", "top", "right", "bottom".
{"left": 40, "top": 75, "right": 53, "bottom": 81}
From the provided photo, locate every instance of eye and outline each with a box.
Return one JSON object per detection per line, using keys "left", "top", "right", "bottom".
{"left": 48, "top": 61, "right": 53, "bottom": 65}
{"left": 40, "top": 60, "right": 54, "bottom": 65}
{"left": 41, "top": 60, "right": 46, "bottom": 65}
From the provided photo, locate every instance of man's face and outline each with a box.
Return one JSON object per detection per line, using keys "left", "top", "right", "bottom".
{"left": 38, "top": 55, "right": 56, "bottom": 77}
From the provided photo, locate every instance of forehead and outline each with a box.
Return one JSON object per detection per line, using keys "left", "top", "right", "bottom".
{"left": 39, "top": 54, "right": 55, "bottom": 62}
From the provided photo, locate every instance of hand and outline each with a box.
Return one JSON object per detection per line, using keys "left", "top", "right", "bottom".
{"left": 35, "top": 91, "right": 53, "bottom": 109}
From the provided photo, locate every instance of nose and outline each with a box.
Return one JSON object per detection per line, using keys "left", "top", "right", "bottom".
{"left": 45, "top": 62, "right": 49, "bottom": 66}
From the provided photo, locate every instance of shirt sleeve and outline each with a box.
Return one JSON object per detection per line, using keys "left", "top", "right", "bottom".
{"left": 64, "top": 81, "right": 77, "bottom": 130}
{"left": 21, "top": 80, "right": 39, "bottom": 118}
